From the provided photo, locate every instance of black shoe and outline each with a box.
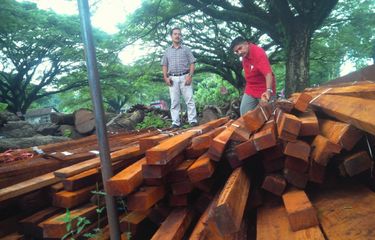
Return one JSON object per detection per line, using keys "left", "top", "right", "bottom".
{"left": 190, "top": 122, "right": 198, "bottom": 127}
{"left": 171, "top": 124, "right": 180, "bottom": 128}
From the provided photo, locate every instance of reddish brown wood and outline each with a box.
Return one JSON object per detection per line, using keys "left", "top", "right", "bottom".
{"left": 127, "top": 186, "right": 166, "bottom": 211}
{"left": 297, "top": 109, "right": 319, "bottom": 136}
{"left": 187, "top": 153, "right": 215, "bottom": 183}
{"left": 284, "top": 156, "right": 309, "bottom": 173}
{"left": 261, "top": 174, "right": 287, "bottom": 196}
{"left": 151, "top": 208, "right": 193, "bottom": 240}
{"left": 284, "top": 140, "right": 311, "bottom": 162}
{"left": 142, "top": 153, "right": 185, "bottom": 179}
{"left": 139, "top": 134, "right": 170, "bottom": 152}
{"left": 191, "top": 126, "right": 225, "bottom": 150}
{"left": 253, "top": 120, "right": 277, "bottom": 151}
{"left": 341, "top": 151, "right": 373, "bottom": 176}
{"left": 242, "top": 105, "right": 269, "bottom": 132}
{"left": 119, "top": 210, "right": 150, "bottom": 236}
{"left": 52, "top": 185, "right": 95, "bottom": 208}
{"left": 293, "top": 93, "right": 313, "bottom": 112}
{"left": 277, "top": 112, "right": 301, "bottom": 141}
{"left": 311, "top": 135, "right": 342, "bottom": 166}
{"left": 167, "top": 159, "right": 195, "bottom": 183}
{"left": 234, "top": 137, "right": 257, "bottom": 161}
{"left": 169, "top": 194, "right": 189, "bottom": 207}
{"left": 171, "top": 180, "right": 193, "bottom": 195}
{"left": 213, "top": 167, "right": 250, "bottom": 236}
{"left": 146, "top": 131, "right": 197, "bottom": 165}
{"left": 309, "top": 160, "right": 326, "bottom": 184}
{"left": 319, "top": 119, "right": 363, "bottom": 151}
{"left": 106, "top": 158, "right": 146, "bottom": 196}
{"left": 284, "top": 168, "right": 308, "bottom": 189}
{"left": 282, "top": 189, "right": 319, "bottom": 231}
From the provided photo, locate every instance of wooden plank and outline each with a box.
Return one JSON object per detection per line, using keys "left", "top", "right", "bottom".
{"left": 146, "top": 131, "right": 197, "bottom": 165}
{"left": 171, "top": 180, "right": 193, "bottom": 195}
{"left": 285, "top": 156, "right": 309, "bottom": 173}
{"left": 234, "top": 137, "right": 257, "bottom": 161}
{"left": 261, "top": 174, "right": 287, "bottom": 196}
{"left": 312, "top": 183, "right": 375, "bottom": 240}
{"left": 142, "top": 153, "right": 185, "bottom": 179}
{"left": 41, "top": 204, "right": 97, "bottom": 239}
{"left": 284, "top": 140, "right": 311, "bottom": 162}
{"left": 311, "top": 135, "right": 342, "bottom": 166}
{"left": 297, "top": 109, "right": 319, "bottom": 136}
{"left": 257, "top": 197, "right": 324, "bottom": 240}
{"left": 119, "top": 210, "right": 150, "bottom": 236}
{"left": 309, "top": 94, "right": 375, "bottom": 135}
{"left": 282, "top": 189, "right": 319, "bottom": 231}
{"left": 277, "top": 112, "right": 301, "bottom": 141}
{"left": 293, "top": 92, "right": 312, "bottom": 112}
{"left": 319, "top": 118, "right": 363, "bottom": 151}
{"left": 213, "top": 167, "right": 250, "bottom": 236}
{"left": 191, "top": 126, "right": 225, "bottom": 150}
{"left": 208, "top": 124, "right": 236, "bottom": 161}
{"left": 139, "top": 134, "right": 170, "bottom": 152}
{"left": 169, "top": 194, "right": 189, "bottom": 207}
{"left": 341, "top": 151, "right": 373, "bottom": 176}
{"left": 187, "top": 153, "right": 215, "bottom": 183}
{"left": 253, "top": 120, "right": 277, "bottom": 151}
{"left": 151, "top": 208, "right": 193, "bottom": 240}
{"left": 127, "top": 186, "right": 166, "bottom": 211}
{"left": 53, "top": 185, "right": 95, "bottom": 208}
{"left": 54, "top": 144, "right": 143, "bottom": 178}
{"left": 106, "top": 158, "right": 146, "bottom": 196}
{"left": 284, "top": 168, "right": 308, "bottom": 189}
{"left": 63, "top": 168, "right": 99, "bottom": 191}
{"left": 19, "top": 207, "right": 61, "bottom": 239}
{"left": 230, "top": 117, "right": 252, "bottom": 142}
{"left": 242, "top": 105, "right": 269, "bottom": 132}
{"left": 0, "top": 172, "right": 59, "bottom": 202}
{"left": 167, "top": 159, "right": 195, "bottom": 183}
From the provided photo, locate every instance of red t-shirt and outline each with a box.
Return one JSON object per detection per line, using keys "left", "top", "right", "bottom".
{"left": 242, "top": 43, "right": 276, "bottom": 98}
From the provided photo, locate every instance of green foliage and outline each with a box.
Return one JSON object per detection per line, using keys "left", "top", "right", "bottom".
{"left": 136, "top": 112, "right": 171, "bottom": 129}
{"left": 0, "top": 103, "right": 8, "bottom": 112}
{"left": 60, "top": 209, "right": 91, "bottom": 240}
{"left": 194, "top": 74, "right": 240, "bottom": 112}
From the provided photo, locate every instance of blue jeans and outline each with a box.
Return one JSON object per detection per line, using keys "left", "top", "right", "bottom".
{"left": 240, "top": 93, "right": 259, "bottom": 116}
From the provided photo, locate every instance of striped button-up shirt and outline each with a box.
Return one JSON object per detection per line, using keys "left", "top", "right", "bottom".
{"left": 161, "top": 45, "right": 196, "bottom": 75}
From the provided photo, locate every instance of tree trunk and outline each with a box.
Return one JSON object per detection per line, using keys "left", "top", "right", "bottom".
{"left": 285, "top": 26, "right": 313, "bottom": 97}
{"left": 73, "top": 108, "right": 95, "bottom": 134}
{"left": 50, "top": 112, "right": 74, "bottom": 125}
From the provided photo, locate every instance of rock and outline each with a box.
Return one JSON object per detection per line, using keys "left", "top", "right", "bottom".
{"left": 0, "top": 136, "right": 70, "bottom": 152}
{"left": 0, "top": 121, "right": 37, "bottom": 138}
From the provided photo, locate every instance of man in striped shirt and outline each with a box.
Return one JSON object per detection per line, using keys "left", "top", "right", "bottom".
{"left": 161, "top": 27, "right": 198, "bottom": 128}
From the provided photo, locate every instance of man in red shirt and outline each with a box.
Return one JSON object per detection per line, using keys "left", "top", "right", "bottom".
{"left": 230, "top": 37, "right": 276, "bottom": 115}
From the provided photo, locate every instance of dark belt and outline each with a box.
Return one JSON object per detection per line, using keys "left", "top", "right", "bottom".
{"left": 169, "top": 71, "right": 189, "bottom": 76}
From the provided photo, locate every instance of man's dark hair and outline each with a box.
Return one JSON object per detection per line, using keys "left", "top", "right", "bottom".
{"left": 170, "top": 27, "right": 181, "bottom": 35}
{"left": 230, "top": 36, "right": 247, "bottom": 50}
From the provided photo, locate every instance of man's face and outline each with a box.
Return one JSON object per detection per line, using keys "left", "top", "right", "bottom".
{"left": 171, "top": 29, "right": 182, "bottom": 43}
{"left": 233, "top": 42, "right": 248, "bottom": 57}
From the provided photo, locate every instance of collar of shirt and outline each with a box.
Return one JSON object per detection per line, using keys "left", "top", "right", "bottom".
{"left": 244, "top": 42, "right": 253, "bottom": 60}
{"left": 170, "top": 44, "right": 182, "bottom": 49}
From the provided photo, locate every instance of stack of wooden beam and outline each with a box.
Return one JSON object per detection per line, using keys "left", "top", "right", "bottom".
{"left": 0, "top": 81, "right": 374, "bottom": 240}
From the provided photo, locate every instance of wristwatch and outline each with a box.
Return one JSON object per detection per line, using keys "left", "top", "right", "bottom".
{"left": 267, "top": 88, "right": 273, "bottom": 94}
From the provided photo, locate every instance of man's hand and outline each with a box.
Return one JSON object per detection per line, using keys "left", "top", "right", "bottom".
{"left": 185, "top": 74, "right": 192, "bottom": 85}
{"left": 261, "top": 91, "right": 271, "bottom": 102}
{"left": 164, "top": 77, "right": 173, "bottom": 86}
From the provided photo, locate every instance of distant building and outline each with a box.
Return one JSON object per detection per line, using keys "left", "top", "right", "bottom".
{"left": 150, "top": 100, "right": 168, "bottom": 110}
{"left": 25, "top": 107, "right": 58, "bottom": 124}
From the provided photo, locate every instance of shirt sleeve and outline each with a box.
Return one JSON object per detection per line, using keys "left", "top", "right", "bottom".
{"left": 185, "top": 47, "right": 196, "bottom": 64}
{"left": 161, "top": 50, "right": 168, "bottom": 66}
{"left": 254, "top": 46, "right": 272, "bottom": 77}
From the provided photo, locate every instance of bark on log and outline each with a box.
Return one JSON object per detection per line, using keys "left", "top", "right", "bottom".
{"left": 50, "top": 112, "right": 74, "bottom": 125}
